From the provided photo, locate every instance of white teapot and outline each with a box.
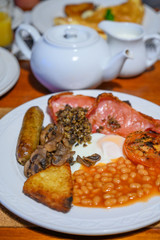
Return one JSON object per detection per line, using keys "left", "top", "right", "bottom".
{"left": 99, "top": 21, "right": 160, "bottom": 78}
{"left": 15, "top": 24, "right": 130, "bottom": 91}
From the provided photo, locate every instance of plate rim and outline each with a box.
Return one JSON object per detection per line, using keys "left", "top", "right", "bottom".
{"left": 0, "top": 47, "right": 20, "bottom": 97}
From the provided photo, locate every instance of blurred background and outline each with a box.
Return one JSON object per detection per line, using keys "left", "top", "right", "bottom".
{"left": 143, "top": 0, "right": 160, "bottom": 9}
{"left": 13, "top": 0, "right": 160, "bottom": 11}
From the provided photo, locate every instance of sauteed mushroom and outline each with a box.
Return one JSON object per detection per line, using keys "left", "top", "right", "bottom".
{"left": 40, "top": 123, "right": 64, "bottom": 145}
{"left": 76, "top": 153, "right": 101, "bottom": 167}
{"left": 24, "top": 146, "right": 47, "bottom": 178}
{"left": 47, "top": 141, "right": 75, "bottom": 166}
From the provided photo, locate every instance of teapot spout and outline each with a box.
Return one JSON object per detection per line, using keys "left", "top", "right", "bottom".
{"left": 103, "top": 49, "right": 131, "bottom": 80}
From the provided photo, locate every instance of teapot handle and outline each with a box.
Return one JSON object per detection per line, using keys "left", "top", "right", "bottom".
{"left": 143, "top": 34, "right": 160, "bottom": 68}
{"left": 15, "top": 24, "right": 41, "bottom": 60}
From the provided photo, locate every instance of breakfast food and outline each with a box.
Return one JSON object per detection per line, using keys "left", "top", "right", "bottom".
{"left": 48, "top": 92, "right": 95, "bottom": 122}
{"left": 65, "top": 2, "right": 94, "bottom": 17}
{"left": 54, "top": 0, "right": 145, "bottom": 38}
{"left": 123, "top": 130, "right": 160, "bottom": 168}
{"left": 48, "top": 92, "right": 160, "bottom": 137}
{"left": 73, "top": 157, "right": 160, "bottom": 208}
{"left": 23, "top": 163, "right": 73, "bottom": 213}
{"left": 24, "top": 122, "right": 75, "bottom": 178}
{"left": 56, "top": 104, "right": 92, "bottom": 145}
{"left": 17, "top": 92, "right": 160, "bottom": 213}
{"left": 87, "top": 93, "right": 160, "bottom": 137}
{"left": 16, "top": 106, "right": 44, "bottom": 165}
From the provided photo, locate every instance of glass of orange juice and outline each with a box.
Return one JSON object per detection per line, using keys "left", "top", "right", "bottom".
{"left": 0, "top": 0, "right": 13, "bottom": 47}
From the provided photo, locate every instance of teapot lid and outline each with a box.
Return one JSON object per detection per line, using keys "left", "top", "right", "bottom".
{"left": 44, "top": 25, "right": 99, "bottom": 48}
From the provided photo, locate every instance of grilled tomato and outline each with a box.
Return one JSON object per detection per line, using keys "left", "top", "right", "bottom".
{"left": 123, "top": 130, "right": 160, "bottom": 168}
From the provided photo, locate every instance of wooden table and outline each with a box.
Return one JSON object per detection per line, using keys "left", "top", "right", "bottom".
{"left": 0, "top": 60, "right": 160, "bottom": 240}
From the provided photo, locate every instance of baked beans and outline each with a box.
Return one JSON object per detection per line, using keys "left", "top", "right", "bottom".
{"left": 73, "top": 157, "right": 160, "bottom": 208}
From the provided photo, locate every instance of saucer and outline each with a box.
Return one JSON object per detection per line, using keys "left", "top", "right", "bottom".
{"left": 0, "top": 48, "right": 20, "bottom": 96}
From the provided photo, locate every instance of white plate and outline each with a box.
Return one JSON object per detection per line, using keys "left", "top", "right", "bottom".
{"left": 0, "top": 48, "right": 20, "bottom": 96}
{"left": 12, "top": 6, "right": 24, "bottom": 30}
{"left": 31, "top": 0, "right": 160, "bottom": 35}
{"left": 0, "top": 89, "right": 160, "bottom": 236}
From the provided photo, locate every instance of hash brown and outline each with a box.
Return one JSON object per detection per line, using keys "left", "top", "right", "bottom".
{"left": 23, "top": 163, "right": 73, "bottom": 213}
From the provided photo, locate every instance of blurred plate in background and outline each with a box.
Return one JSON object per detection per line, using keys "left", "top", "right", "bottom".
{"left": 0, "top": 48, "right": 20, "bottom": 96}
{"left": 31, "top": 0, "right": 160, "bottom": 35}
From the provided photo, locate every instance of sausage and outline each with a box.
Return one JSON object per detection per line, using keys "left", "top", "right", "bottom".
{"left": 16, "top": 106, "right": 44, "bottom": 165}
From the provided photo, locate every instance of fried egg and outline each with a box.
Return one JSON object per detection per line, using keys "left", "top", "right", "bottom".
{"left": 71, "top": 133, "right": 125, "bottom": 173}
